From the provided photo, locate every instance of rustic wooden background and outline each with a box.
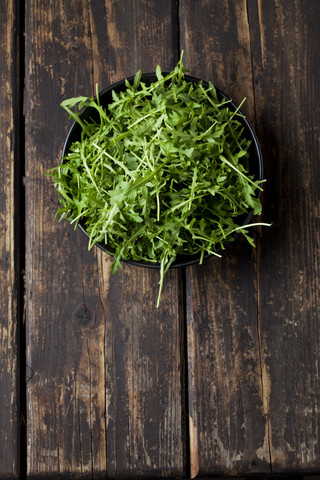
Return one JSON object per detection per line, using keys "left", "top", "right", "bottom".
{"left": 1, "top": 0, "right": 320, "bottom": 478}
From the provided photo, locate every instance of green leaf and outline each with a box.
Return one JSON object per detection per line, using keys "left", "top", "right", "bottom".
{"left": 156, "top": 65, "right": 162, "bottom": 81}
{"left": 133, "top": 71, "right": 142, "bottom": 91}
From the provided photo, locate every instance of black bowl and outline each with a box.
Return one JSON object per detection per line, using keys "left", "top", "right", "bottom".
{"left": 62, "top": 73, "right": 263, "bottom": 269}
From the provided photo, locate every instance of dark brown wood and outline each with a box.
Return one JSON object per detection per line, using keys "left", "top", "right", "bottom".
{"left": 248, "top": 0, "right": 320, "bottom": 474}
{"left": 92, "top": 4, "right": 184, "bottom": 475}
{"left": 25, "top": 4, "right": 107, "bottom": 476}
{"left": 25, "top": 0, "right": 185, "bottom": 478}
{"left": 21, "top": 0, "right": 320, "bottom": 477}
{"left": 0, "top": 1, "right": 20, "bottom": 478}
{"left": 180, "top": 0, "right": 270, "bottom": 476}
{"left": 99, "top": 255, "right": 185, "bottom": 478}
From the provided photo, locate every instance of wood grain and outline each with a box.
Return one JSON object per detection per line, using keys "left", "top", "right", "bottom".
{"left": 26, "top": 2, "right": 106, "bottom": 478}
{"left": 23, "top": 0, "right": 320, "bottom": 477}
{"left": 90, "top": 2, "right": 185, "bottom": 476}
{"left": 180, "top": 0, "right": 270, "bottom": 476}
{"left": 98, "top": 255, "right": 185, "bottom": 478}
{"left": 25, "top": 1, "right": 108, "bottom": 477}
{"left": 0, "top": 1, "right": 20, "bottom": 477}
{"left": 248, "top": 0, "right": 320, "bottom": 473}
{"left": 25, "top": 0, "right": 185, "bottom": 478}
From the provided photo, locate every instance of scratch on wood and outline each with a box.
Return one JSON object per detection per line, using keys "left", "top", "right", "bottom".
{"left": 189, "top": 415, "right": 199, "bottom": 479}
{"left": 255, "top": 231, "right": 272, "bottom": 468}
{"left": 87, "top": 337, "right": 94, "bottom": 477}
{"left": 255, "top": 355, "right": 272, "bottom": 465}
{"left": 257, "top": 0, "right": 267, "bottom": 69}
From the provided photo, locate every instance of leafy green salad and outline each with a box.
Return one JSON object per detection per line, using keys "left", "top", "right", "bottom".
{"left": 48, "top": 53, "right": 268, "bottom": 306}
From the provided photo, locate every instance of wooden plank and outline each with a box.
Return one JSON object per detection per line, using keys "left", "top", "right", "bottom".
{"left": 99, "top": 256, "right": 185, "bottom": 478}
{"left": 90, "top": 2, "right": 184, "bottom": 476}
{"left": 0, "top": 1, "right": 20, "bottom": 478}
{"left": 248, "top": 0, "right": 320, "bottom": 473}
{"left": 25, "top": 0, "right": 184, "bottom": 478}
{"left": 25, "top": 1, "right": 108, "bottom": 477}
{"left": 180, "top": 0, "right": 271, "bottom": 476}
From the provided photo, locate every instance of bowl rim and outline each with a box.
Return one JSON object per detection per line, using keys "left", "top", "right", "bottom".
{"left": 62, "top": 73, "right": 263, "bottom": 269}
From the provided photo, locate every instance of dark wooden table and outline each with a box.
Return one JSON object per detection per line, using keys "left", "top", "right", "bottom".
{"left": 1, "top": 0, "right": 320, "bottom": 478}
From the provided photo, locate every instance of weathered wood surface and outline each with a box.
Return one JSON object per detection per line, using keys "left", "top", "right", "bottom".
{"left": 0, "top": 1, "right": 20, "bottom": 478}
{"left": 13, "top": 0, "right": 320, "bottom": 477}
{"left": 181, "top": 0, "right": 320, "bottom": 477}
{"left": 248, "top": 0, "right": 320, "bottom": 473}
{"left": 25, "top": 0, "right": 185, "bottom": 478}
{"left": 180, "top": 0, "right": 270, "bottom": 476}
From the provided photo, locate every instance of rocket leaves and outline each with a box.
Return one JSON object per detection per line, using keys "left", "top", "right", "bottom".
{"left": 48, "top": 53, "right": 269, "bottom": 307}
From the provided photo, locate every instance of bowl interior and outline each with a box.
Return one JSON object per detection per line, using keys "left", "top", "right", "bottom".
{"left": 62, "top": 74, "right": 263, "bottom": 269}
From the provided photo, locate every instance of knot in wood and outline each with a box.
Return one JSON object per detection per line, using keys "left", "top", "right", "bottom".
{"left": 74, "top": 306, "right": 95, "bottom": 326}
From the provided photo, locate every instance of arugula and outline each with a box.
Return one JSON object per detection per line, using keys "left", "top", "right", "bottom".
{"left": 48, "top": 52, "right": 269, "bottom": 307}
